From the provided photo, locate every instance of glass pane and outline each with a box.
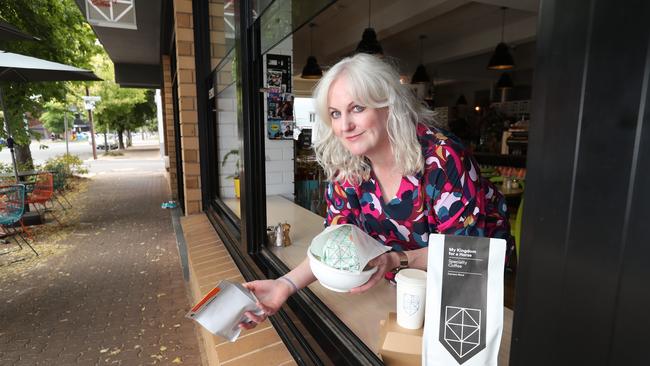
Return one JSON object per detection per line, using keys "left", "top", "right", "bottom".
{"left": 223, "top": 1, "right": 236, "bottom": 53}
{"left": 215, "top": 50, "right": 241, "bottom": 217}
{"left": 252, "top": 0, "right": 275, "bottom": 20}
{"left": 260, "top": 0, "right": 335, "bottom": 55}
{"left": 209, "top": 0, "right": 236, "bottom": 69}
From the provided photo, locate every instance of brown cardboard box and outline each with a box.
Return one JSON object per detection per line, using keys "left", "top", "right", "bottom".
{"left": 378, "top": 312, "right": 423, "bottom": 366}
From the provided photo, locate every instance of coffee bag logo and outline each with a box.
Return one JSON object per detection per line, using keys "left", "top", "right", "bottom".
{"left": 444, "top": 306, "right": 481, "bottom": 360}
{"left": 403, "top": 293, "right": 421, "bottom": 316}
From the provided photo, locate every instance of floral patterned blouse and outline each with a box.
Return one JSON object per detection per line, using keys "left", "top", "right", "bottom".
{"left": 324, "top": 123, "right": 511, "bottom": 251}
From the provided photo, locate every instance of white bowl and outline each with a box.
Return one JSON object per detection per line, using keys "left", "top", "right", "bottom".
{"left": 307, "top": 249, "right": 377, "bottom": 292}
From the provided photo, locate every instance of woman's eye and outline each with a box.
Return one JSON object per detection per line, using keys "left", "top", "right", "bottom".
{"left": 352, "top": 105, "right": 365, "bottom": 113}
{"left": 330, "top": 110, "right": 341, "bottom": 119}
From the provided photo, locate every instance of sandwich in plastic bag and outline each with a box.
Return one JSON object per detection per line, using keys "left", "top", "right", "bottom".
{"left": 186, "top": 280, "right": 264, "bottom": 342}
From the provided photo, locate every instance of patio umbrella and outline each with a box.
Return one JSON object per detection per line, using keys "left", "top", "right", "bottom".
{"left": 0, "top": 50, "right": 101, "bottom": 181}
{"left": 0, "top": 20, "right": 39, "bottom": 42}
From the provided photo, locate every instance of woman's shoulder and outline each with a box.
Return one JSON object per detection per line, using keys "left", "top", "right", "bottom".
{"left": 416, "top": 122, "right": 468, "bottom": 160}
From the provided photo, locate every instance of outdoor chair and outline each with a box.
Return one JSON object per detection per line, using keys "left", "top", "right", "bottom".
{"left": 0, "top": 184, "right": 38, "bottom": 256}
{"left": 26, "top": 172, "right": 61, "bottom": 225}
{"left": 52, "top": 169, "right": 72, "bottom": 210}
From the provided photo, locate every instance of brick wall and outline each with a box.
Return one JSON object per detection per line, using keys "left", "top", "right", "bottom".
{"left": 173, "top": 0, "right": 201, "bottom": 214}
{"left": 181, "top": 214, "right": 296, "bottom": 366}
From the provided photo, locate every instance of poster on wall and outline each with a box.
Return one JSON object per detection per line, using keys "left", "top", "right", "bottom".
{"left": 266, "top": 54, "right": 294, "bottom": 140}
{"left": 267, "top": 118, "right": 283, "bottom": 139}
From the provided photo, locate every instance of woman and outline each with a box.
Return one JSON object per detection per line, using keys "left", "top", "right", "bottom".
{"left": 240, "top": 53, "right": 511, "bottom": 329}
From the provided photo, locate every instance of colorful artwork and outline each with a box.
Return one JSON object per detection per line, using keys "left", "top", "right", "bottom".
{"left": 267, "top": 119, "right": 283, "bottom": 140}
{"left": 266, "top": 54, "right": 294, "bottom": 140}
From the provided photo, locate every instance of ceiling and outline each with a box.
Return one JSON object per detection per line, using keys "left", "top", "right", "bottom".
{"left": 75, "top": 0, "right": 162, "bottom": 88}
{"left": 290, "top": 0, "right": 539, "bottom": 83}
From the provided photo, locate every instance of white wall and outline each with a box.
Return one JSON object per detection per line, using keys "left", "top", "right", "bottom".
{"left": 264, "top": 36, "right": 295, "bottom": 199}
{"left": 217, "top": 84, "right": 238, "bottom": 198}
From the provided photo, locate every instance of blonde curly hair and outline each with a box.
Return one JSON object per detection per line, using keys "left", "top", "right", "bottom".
{"left": 313, "top": 53, "right": 439, "bottom": 183}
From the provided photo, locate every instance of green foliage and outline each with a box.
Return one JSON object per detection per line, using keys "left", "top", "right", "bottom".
{"left": 0, "top": 0, "right": 102, "bottom": 146}
{"left": 42, "top": 153, "right": 88, "bottom": 176}
{"left": 89, "top": 53, "right": 157, "bottom": 148}
{"left": 0, "top": 162, "right": 14, "bottom": 174}
{"left": 39, "top": 100, "right": 66, "bottom": 134}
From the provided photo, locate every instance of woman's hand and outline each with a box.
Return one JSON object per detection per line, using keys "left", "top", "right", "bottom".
{"left": 239, "top": 279, "right": 294, "bottom": 330}
{"left": 349, "top": 251, "right": 399, "bottom": 294}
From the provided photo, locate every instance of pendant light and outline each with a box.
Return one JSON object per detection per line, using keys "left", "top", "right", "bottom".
{"left": 355, "top": 0, "right": 383, "bottom": 55}
{"left": 411, "top": 35, "right": 430, "bottom": 84}
{"left": 301, "top": 23, "right": 322, "bottom": 79}
{"left": 487, "top": 7, "right": 515, "bottom": 70}
{"left": 456, "top": 94, "right": 468, "bottom": 106}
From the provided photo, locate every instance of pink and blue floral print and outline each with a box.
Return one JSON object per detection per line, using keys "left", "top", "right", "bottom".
{"left": 325, "top": 123, "right": 511, "bottom": 251}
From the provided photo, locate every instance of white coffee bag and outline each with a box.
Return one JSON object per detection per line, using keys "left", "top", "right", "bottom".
{"left": 422, "top": 234, "right": 506, "bottom": 366}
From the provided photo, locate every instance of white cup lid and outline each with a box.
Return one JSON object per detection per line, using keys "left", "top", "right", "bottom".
{"left": 395, "top": 268, "right": 427, "bottom": 286}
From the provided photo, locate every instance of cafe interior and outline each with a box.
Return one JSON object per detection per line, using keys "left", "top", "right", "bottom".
{"left": 212, "top": 0, "right": 539, "bottom": 364}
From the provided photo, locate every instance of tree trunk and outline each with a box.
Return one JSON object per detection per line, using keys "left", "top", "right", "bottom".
{"left": 126, "top": 130, "right": 132, "bottom": 147}
{"left": 117, "top": 129, "right": 125, "bottom": 150}
{"left": 14, "top": 143, "right": 34, "bottom": 172}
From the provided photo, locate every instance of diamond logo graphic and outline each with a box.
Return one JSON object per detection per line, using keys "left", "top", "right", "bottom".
{"left": 402, "top": 294, "right": 420, "bottom": 316}
{"left": 444, "top": 306, "right": 481, "bottom": 358}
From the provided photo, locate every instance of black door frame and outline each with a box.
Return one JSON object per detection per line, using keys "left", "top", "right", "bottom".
{"left": 170, "top": 42, "right": 185, "bottom": 214}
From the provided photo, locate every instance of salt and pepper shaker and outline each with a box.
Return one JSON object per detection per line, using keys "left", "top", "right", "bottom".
{"left": 281, "top": 222, "right": 291, "bottom": 246}
{"left": 266, "top": 222, "right": 291, "bottom": 247}
{"left": 274, "top": 223, "right": 284, "bottom": 247}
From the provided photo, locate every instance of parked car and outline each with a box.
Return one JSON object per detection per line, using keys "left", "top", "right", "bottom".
{"left": 76, "top": 131, "right": 91, "bottom": 141}
{"left": 93, "top": 134, "right": 119, "bottom": 150}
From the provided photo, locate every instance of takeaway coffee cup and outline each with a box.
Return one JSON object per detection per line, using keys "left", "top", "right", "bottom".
{"left": 395, "top": 268, "right": 427, "bottom": 329}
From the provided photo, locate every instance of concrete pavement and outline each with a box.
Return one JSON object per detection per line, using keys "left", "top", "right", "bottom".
{"left": 0, "top": 145, "right": 202, "bottom": 365}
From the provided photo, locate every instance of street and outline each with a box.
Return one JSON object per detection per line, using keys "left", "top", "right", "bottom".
{"left": 0, "top": 138, "right": 164, "bottom": 174}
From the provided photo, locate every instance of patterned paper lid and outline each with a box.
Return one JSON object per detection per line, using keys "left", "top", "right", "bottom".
{"left": 321, "top": 225, "right": 360, "bottom": 271}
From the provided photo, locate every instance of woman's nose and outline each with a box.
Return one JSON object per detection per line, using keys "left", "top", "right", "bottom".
{"left": 341, "top": 115, "right": 355, "bottom": 131}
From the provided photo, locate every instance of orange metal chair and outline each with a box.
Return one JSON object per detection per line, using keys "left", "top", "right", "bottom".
{"left": 26, "top": 173, "right": 61, "bottom": 225}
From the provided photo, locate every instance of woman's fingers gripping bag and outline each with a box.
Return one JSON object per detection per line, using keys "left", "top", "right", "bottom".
{"left": 308, "top": 224, "right": 391, "bottom": 292}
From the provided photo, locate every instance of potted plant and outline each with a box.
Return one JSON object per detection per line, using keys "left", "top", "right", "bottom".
{"left": 221, "top": 149, "right": 241, "bottom": 198}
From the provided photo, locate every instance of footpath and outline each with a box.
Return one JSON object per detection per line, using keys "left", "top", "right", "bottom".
{"left": 0, "top": 145, "right": 202, "bottom": 365}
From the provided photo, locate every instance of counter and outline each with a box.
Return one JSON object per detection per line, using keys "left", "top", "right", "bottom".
{"left": 223, "top": 195, "right": 513, "bottom": 363}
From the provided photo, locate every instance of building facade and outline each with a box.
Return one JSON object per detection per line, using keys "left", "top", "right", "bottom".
{"left": 79, "top": 0, "right": 650, "bottom": 364}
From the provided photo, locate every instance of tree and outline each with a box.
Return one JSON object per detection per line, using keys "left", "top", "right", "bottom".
{"left": 90, "top": 53, "right": 155, "bottom": 150}
{"left": 0, "top": 0, "right": 100, "bottom": 168}
{"left": 39, "top": 100, "right": 66, "bottom": 135}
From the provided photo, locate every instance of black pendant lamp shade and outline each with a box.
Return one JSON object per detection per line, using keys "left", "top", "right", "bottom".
{"left": 355, "top": 0, "right": 383, "bottom": 55}
{"left": 302, "top": 56, "right": 322, "bottom": 79}
{"left": 411, "top": 64, "right": 430, "bottom": 83}
{"left": 488, "top": 42, "right": 515, "bottom": 70}
{"left": 487, "top": 7, "right": 515, "bottom": 70}
{"left": 411, "top": 35, "right": 430, "bottom": 84}
{"left": 301, "top": 23, "right": 322, "bottom": 79}
{"left": 456, "top": 94, "right": 468, "bottom": 105}
{"left": 356, "top": 27, "right": 383, "bottom": 55}
{"left": 496, "top": 72, "right": 514, "bottom": 89}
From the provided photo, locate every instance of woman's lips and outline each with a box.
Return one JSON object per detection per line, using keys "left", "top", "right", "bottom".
{"left": 345, "top": 132, "right": 364, "bottom": 141}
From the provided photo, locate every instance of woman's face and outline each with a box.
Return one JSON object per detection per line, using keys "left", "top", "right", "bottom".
{"left": 327, "top": 75, "right": 390, "bottom": 158}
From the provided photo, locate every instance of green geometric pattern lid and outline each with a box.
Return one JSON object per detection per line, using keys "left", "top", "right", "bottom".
{"left": 321, "top": 225, "right": 360, "bottom": 272}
